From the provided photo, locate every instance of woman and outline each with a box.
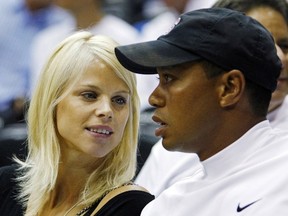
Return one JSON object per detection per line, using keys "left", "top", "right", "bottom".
{"left": 0, "top": 31, "right": 154, "bottom": 215}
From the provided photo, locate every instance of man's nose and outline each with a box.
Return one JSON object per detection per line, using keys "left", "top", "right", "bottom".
{"left": 149, "top": 86, "right": 165, "bottom": 108}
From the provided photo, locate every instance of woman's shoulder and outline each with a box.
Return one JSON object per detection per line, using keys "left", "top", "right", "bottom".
{"left": 91, "top": 183, "right": 155, "bottom": 215}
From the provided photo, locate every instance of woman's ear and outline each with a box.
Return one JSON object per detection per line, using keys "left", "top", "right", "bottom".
{"left": 217, "top": 70, "right": 245, "bottom": 108}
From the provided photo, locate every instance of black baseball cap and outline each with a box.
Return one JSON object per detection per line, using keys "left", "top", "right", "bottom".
{"left": 115, "top": 8, "right": 282, "bottom": 91}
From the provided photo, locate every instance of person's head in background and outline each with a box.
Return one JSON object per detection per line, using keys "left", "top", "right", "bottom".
{"left": 160, "top": 0, "right": 217, "bottom": 14}
{"left": 212, "top": 0, "right": 288, "bottom": 112}
{"left": 19, "top": 31, "right": 140, "bottom": 215}
{"left": 162, "top": 0, "right": 191, "bottom": 14}
{"left": 25, "top": 0, "right": 52, "bottom": 11}
{"left": 53, "top": 0, "right": 105, "bottom": 28}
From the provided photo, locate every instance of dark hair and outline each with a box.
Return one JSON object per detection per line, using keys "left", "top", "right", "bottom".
{"left": 200, "top": 60, "right": 271, "bottom": 116}
{"left": 212, "top": 0, "right": 288, "bottom": 22}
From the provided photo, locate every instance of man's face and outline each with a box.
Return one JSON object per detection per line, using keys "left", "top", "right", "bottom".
{"left": 149, "top": 62, "right": 222, "bottom": 159}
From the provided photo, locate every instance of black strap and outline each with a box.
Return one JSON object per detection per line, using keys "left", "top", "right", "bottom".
{"left": 82, "top": 182, "right": 134, "bottom": 215}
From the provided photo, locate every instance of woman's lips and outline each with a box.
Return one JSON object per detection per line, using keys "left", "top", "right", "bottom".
{"left": 86, "top": 125, "right": 113, "bottom": 138}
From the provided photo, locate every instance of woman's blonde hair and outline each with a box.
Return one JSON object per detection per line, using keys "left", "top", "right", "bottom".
{"left": 17, "top": 31, "right": 140, "bottom": 215}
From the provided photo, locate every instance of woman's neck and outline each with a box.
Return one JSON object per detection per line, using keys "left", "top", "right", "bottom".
{"left": 38, "top": 168, "right": 89, "bottom": 216}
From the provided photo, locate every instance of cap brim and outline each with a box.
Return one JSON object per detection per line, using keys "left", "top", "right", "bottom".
{"left": 115, "top": 39, "right": 201, "bottom": 74}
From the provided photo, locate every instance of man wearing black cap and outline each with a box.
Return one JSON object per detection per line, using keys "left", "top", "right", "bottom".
{"left": 115, "top": 8, "right": 288, "bottom": 215}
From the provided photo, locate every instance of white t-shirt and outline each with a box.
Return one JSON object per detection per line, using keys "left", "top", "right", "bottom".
{"left": 140, "top": 121, "right": 288, "bottom": 215}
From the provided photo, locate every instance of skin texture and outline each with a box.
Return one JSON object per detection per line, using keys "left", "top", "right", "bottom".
{"left": 246, "top": 6, "right": 288, "bottom": 112}
{"left": 149, "top": 62, "right": 262, "bottom": 160}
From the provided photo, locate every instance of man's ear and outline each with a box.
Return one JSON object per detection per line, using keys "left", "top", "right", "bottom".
{"left": 217, "top": 70, "right": 245, "bottom": 108}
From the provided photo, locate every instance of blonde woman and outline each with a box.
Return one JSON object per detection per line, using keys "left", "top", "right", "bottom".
{"left": 0, "top": 31, "right": 154, "bottom": 215}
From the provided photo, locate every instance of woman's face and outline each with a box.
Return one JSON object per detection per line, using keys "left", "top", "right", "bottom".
{"left": 247, "top": 6, "right": 288, "bottom": 112}
{"left": 56, "top": 59, "right": 130, "bottom": 160}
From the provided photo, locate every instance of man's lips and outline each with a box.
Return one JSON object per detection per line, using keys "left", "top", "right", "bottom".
{"left": 152, "top": 115, "right": 167, "bottom": 137}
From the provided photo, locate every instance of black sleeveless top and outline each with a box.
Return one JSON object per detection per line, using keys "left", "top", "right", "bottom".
{"left": 84, "top": 190, "right": 154, "bottom": 216}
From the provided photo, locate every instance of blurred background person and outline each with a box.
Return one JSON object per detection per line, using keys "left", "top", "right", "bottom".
{"left": 0, "top": 0, "right": 72, "bottom": 127}
{"left": 267, "top": 45, "right": 288, "bottom": 129}
{"left": 138, "top": 0, "right": 218, "bottom": 41}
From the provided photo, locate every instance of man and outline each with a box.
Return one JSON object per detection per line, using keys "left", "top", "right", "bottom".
{"left": 135, "top": 0, "right": 288, "bottom": 197}
{"left": 115, "top": 8, "right": 288, "bottom": 215}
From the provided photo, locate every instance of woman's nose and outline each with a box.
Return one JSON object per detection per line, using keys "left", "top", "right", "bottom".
{"left": 95, "top": 97, "right": 113, "bottom": 121}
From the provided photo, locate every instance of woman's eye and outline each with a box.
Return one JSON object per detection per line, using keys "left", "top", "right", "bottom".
{"left": 81, "top": 92, "right": 97, "bottom": 100}
{"left": 112, "top": 96, "right": 127, "bottom": 105}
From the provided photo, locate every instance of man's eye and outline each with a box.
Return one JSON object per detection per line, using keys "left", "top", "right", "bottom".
{"left": 163, "top": 74, "right": 173, "bottom": 83}
{"left": 112, "top": 96, "right": 127, "bottom": 105}
{"left": 81, "top": 92, "right": 97, "bottom": 100}
{"left": 278, "top": 42, "right": 288, "bottom": 54}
